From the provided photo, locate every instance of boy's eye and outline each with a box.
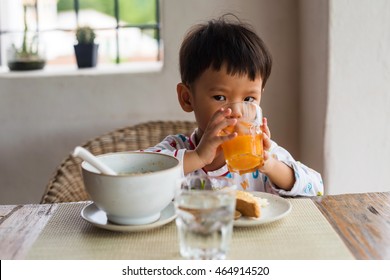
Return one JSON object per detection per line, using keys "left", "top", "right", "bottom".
{"left": 213, "top": 95, "right": 226, "bottom": 101}
{"left": 244, "top": 97, "right": 255, "bottom": 102}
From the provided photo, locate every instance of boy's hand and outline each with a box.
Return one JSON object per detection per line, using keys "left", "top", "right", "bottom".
{"left": 258, "top": 117, "right": 295, "bottom": 190}
{"left": 195, "top": 108, "right": 237, "bottom": 166}
{"left": 261, "top": 117, "right": 271, "bottom": 152}
{"left": 259, "top": 117, "right": 273, "bottom": 172}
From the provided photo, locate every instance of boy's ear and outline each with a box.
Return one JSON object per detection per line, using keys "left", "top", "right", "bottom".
{"left": 177, "top": 83, "right": 193, "bottom": 112}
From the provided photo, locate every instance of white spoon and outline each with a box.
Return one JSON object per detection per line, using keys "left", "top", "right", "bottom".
{"left": 72, "top": 146, "right": 117, "bottom": 175}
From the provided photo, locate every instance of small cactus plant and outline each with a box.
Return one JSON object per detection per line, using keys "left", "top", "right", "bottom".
{"left": 76, "top": 26, "right": 96, "bottom": 44}
{"left": 74, "top": 26, "right": 99, "bottom": 68}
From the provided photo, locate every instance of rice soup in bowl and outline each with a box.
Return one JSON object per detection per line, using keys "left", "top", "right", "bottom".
{"left": 81, "top": 152, "right": 181, "bottom": 225}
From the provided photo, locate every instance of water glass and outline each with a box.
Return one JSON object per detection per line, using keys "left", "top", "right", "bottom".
{"left": 174, "top": 176, "right": 236, "bottom": 260}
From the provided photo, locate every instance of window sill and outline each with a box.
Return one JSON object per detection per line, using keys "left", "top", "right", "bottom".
{"left": 0, "top": 61, "right": 163, "bottom": 79}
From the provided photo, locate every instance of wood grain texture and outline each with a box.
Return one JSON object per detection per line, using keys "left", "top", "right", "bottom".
{"left": 0, "top": 204, "right": 58, "bottom": 259}
{"left": 313, "top": 192, "right": 390, "bottom": 260}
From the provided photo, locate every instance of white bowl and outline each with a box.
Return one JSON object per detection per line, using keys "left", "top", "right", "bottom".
{"left": 81, "top": 152, "right": 181, "bottom": 225}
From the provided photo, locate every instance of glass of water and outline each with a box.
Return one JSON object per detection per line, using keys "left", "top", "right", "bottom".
{"left": 174, "top": 175, "right": 236, "bottom": 260}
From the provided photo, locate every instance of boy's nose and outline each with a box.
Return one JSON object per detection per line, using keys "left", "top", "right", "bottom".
{"left": 227, "top": 103, "right": 243, "bottom": 118}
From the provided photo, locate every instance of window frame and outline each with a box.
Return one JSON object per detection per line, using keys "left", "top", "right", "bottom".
{"left": 0, "top": 0, "right": 162, "bottom": 68}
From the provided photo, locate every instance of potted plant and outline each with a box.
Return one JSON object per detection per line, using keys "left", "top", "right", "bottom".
{"left": 74, "top": 26, "right": 99, "bottom": 68}
{"left": 7, "top": 2, "right": 45, "bottom": 71}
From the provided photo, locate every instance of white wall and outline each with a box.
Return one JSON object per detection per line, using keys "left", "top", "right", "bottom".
{"left": 324, "top": 0, "right": 390, "bottom": 194}
{"left": 0, "top": 0, "right": 301, "bottom": 204}
{"left": 299, "top": 0, "right": 390, "bottom": 195}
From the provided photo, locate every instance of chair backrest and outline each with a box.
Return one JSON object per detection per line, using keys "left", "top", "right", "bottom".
{"left": 40, "top": 120, "right": 198, "bottom": 204}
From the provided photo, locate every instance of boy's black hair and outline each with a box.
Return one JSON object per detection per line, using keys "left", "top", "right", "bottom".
{"left": 179, "top": 14, "right": 272, "bottom": 89}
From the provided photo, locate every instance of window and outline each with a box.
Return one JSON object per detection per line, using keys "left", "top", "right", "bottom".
{"left": 0, "top": 0, "right": 161, "bottom": 69}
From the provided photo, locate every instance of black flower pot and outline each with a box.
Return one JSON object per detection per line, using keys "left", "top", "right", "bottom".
{"left": 74, "top": 43, "right": 99, "bottom": 68}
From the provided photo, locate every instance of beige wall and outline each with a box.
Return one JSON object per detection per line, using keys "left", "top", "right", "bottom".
{"left": 324, "top": 0, "right": 390, "bottom": 194}
{"left": 0, "top": 0, "right": 301, "bottom": 204}
{"left": 299, "top": 0, "right": 328, "bottom": 175}
{"left": 299, "top": 0, "right": 390, "bottom": 194}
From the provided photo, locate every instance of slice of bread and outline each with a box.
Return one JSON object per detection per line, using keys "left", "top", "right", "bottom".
{"left": 235, "top": 190, "right": 261, "bottom": 218}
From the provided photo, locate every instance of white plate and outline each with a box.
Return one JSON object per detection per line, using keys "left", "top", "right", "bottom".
{"left": 81, "top": 202, "right": 176, "bottom": 232}
{"left": 234, "top": 192, "right": 292, "bottom": 227}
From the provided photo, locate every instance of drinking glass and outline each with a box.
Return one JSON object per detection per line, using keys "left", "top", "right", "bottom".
{"left": 219, "top": 101, "right": 264, "bottom": 175}
{"left": 174, "top": 176, "right": 236, "bottom": 260}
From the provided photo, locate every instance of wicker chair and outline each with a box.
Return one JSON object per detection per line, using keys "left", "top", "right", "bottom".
{"left": 40, "top": 120, "right": 198, "bottom": 204}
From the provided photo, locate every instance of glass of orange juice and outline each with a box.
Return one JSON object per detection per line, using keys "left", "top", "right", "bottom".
{"left": 219, "top": 102, "right": 264, "bottom": 175}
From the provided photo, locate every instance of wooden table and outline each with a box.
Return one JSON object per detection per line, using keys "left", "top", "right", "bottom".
{"left": 1, "top": 192, "right": 389, "bottom": 260}
{"left": 313, "top": 192, "right": 390, "bottom": 260}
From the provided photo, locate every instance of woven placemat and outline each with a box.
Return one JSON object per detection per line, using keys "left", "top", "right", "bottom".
{"left": 27, "top": 199, "right": 354, "bottom": 260}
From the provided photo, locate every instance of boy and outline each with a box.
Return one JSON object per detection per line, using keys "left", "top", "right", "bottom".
{"left": 145, "top": 16, "right": 323, "bottom": 197}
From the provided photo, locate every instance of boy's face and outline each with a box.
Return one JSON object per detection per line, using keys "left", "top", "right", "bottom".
{"left": 177, "top": 65, "right": 263, "bottom": 134}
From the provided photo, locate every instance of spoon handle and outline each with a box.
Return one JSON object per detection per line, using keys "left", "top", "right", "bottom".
{"left": 73, "top": 146, "right": 117, "bottom": 175}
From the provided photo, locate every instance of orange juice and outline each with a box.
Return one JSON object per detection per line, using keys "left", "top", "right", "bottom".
{"left": 221, "top": 133, "right": 264, "bottom": 175}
